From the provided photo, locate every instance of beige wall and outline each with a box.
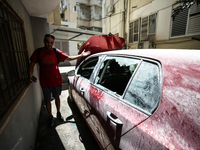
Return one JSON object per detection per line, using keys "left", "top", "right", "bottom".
{"left": 66, "top": 0, "right": 77, "bottom": 23}
{"left": 0, "top": 0, "right": 44, "bottom": 150}
{"left": 90, "top": 20, "right": 102, "bottom": 28}
{"left": 156, "top": 38, "right": 200, "bottom": 49}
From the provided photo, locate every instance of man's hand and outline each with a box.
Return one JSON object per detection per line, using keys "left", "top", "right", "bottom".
{"left": 66, "top": 49, "right": 91, "bottom": 61}
{"left": 81, "top": 49, "right": 91, "bottom": 57}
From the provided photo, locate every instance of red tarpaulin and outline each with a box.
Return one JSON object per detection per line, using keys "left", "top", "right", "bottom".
{"left": 76, "top": 34, "right": 126, "bottom": 67}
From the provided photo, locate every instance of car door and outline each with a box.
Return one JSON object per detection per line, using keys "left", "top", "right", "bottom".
{"left": 80, "top": 55, "right": 162, "bottom": 149}
{"left": 71, "top": 56, "right": 115, "bottom": 150}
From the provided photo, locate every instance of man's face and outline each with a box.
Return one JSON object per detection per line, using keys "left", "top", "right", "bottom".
{"left": 44, "top": 37, "right": 54, "bottom": 51}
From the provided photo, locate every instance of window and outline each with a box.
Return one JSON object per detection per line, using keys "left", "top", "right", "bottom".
{"left": 141, "top": 13, "right": 157, "bottom": 40}
{"left": 77, "top": 57, "right": 99, "bottom": 79}
{"left": 0, "top": 1, "right": 29, "bottom": 120}
{"left": 93, "top": 6, "right": 102, "bottom": 20}
{"left": 129, "top": 19, "right": 140, "bottom": 43}
{"left": 80, "top": 5, "right": 90, "bottom": 20}
{"left": 95, "top": 56, "right": 140, "bottom": 95}
{"left": 171, "top": 3, "right": 200, "bottom": 37}
{"left": 124, "top": 61, "right": 161, "bottom": 114}
{"left": 73, "top": 6, "right": 76, "bottom": 12}
{"left": 129, "top": 14, "right": 157, "bottom": 43}
{"left": 91, "top": 27, "right": 102, "bottom": 32}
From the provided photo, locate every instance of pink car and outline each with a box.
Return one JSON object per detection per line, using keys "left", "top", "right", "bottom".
{"left": 68, "top": 49, "right": 200, "bottom": 150}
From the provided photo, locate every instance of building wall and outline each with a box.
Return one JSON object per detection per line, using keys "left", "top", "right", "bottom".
{"left": 103, "top": 0, "right": 200, "bottom": 49}
{"left": 102, "top": 0, "right": 125, "bottom": 36}
{"left": 0, "top": 0, "right": 44, "bottom": 149}
{"left": 67, "top": 0, "right": 77, "bottom": 23}
{"left": 65, "top": 0, "right": 102, "bottom": 30}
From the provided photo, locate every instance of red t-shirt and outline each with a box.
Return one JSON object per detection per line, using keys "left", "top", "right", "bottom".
{"left": 30, "top": 47, "right": 68, "bottom": 88}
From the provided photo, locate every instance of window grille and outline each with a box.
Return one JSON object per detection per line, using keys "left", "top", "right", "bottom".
{"left": 0, "top": 1, "right": 29, "bottom": 120}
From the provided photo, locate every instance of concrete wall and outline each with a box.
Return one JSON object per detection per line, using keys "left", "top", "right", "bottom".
{"left": 0, "top": 0, "right": 44, "bottom": 149}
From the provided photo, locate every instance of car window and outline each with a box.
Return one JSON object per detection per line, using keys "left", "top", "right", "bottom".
{"left": 94, "top": 56, "right": 140, "bottom": 95}
{"left": 77, "top": 57, "right": 99, "bottom": 79}
{"left": 124, "top": 61, "right": 161, "bottom": 114}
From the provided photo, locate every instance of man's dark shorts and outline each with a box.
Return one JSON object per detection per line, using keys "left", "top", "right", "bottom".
{"left": 42, "top": 85, "right": 62, "bottom": 102}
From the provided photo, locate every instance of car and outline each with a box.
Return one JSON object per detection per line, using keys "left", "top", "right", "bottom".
{"left": 67, "top": 49, "right": 200, "bottom": 150}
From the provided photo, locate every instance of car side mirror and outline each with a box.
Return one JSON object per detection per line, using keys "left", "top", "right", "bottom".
{"left": 66, "top": 70, "right": 75, "bottom": 76}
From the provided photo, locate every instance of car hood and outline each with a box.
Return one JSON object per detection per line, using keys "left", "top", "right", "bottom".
{"left": 76, "top": 34, "right": 126, "bottom": 67}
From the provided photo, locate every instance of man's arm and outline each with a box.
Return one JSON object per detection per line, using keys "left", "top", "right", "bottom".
{"left": 65, "top": 50, "right": 91, "bottom": 61}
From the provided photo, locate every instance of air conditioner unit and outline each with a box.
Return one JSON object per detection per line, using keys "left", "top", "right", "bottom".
{"left": 138, "top": 42, "right": 143, "bottom": 49}
{"left": 106, "top": 5, "right": 114, "bottom": 15}
{"left": 138, "top": 41, "right": 152, "bottom": 49}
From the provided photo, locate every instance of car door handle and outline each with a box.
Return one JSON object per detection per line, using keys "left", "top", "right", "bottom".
{"left": 107, "top": 111, "right": 123, "bottom": 126}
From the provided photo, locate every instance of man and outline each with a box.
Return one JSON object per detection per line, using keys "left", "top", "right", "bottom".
{"left": 29, "top": 34, "right": 90, "bottom": 127}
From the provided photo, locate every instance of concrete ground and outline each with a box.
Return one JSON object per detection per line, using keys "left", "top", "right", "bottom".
{"left": 34, "top": 66, "right": 100, "bottom": 150}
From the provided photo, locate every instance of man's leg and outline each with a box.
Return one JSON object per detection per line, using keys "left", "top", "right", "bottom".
{"left": 55, "top": 98, "right": 64, "bottom": 121}
{"left": 53, "top": 86, "right": 64, "bottom": 121}
{"left": 45, "top": 101, "right": 52, "bottom": 116}
{"left": 42, "top": 87, "right": 54, "bottom": 127}
{"left": 55, "top": 98, "right": 60, "bottom": 113}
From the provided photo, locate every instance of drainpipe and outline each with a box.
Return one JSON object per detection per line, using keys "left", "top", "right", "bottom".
{"left": 122, "top": 0, "right": 125, "bottom": 39}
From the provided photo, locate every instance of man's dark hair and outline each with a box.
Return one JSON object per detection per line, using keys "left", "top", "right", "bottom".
{"left": 44, "top": 34, "right": 55, "bottom": 40}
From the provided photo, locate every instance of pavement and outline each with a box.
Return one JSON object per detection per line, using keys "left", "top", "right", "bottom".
{"left": 34, "top": 66, "right": 100, "bottom": 150}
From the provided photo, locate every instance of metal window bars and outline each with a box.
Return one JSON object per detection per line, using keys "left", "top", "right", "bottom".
{"left": 0, "top": 1, "right": 29, "bottom": 120}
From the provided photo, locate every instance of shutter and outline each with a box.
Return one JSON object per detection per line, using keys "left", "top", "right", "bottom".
{"left": 141, "top": 16, "right": 148, "bottom": 39}
{"left": 149, "top": 14, "right": 156, "bottom": 34}
{"left": 129, "top": 22, "right": 133, "bottom": 43}
{"left": 187, "top": 3, "right": 200, "bottom": 34}
{"left": 171, "top": 8, "right": 188, "bottom": 37}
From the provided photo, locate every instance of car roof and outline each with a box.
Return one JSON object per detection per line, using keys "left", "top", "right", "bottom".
{"left": 91, "top": 49, "right": 200, "bottom": 62}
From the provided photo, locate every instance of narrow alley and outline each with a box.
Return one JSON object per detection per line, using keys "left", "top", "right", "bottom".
{"left": 34, "top": 67, "right": 100, "bottom": 150}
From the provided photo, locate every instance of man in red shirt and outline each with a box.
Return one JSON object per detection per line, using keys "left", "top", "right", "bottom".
{"left": 29, "top": 34, "right": 90, "bottom": 127}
